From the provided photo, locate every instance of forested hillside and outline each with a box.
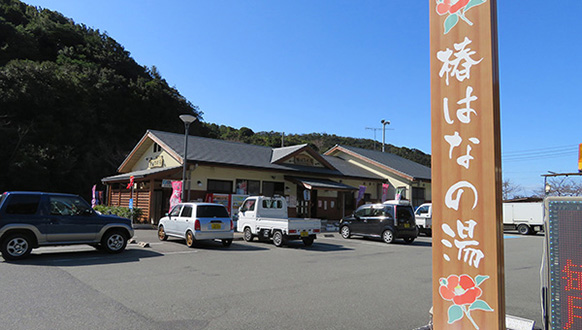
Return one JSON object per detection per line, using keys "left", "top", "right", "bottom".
{"left": 0, "top": 0, "right": 199, "bottom": 197}
{"left": 199, "top": 124, "right": 431, "bottom": 167}
{"left": 0, "top": 0, "right": 430, "bottom": 198}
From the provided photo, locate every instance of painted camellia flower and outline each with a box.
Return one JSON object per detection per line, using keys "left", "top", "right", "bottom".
{"left": 439, "top": 274, "right": 482, "bottom": 305}
{"left": 439, "top": 274, "right": 492, "bottom": 328}
{"left": 437, "top": 0, "right": 470, "bottom": 15}
{"left": 435, "top": 0, "right": 486, "bottom": 34}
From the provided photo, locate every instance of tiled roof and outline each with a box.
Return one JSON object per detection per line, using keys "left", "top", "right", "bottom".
{"left": 102, "top": 166, "right": 182, "bottom": 183}
{"left": 271, "top": 144, "right": 308, "bottom": 163}
{"left": 148, "top": 130, "right": 383, "bottom": 180}
{"left": 328, "top": 145, "right": 431, "bottom": 181}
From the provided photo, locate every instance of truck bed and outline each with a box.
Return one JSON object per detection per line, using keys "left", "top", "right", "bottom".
{"left": 254, "top": 217, "right": 320, "bottom": 231}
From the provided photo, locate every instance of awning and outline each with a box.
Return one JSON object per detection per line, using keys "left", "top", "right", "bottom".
{"left": 102, "top": 166, "right": 182, "bottom": 183}
{"left": 285, "top": 176, "right": 358, "bottom": 191}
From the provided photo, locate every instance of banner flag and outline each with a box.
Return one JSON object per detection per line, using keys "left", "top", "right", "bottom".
{"left": 126, "top": 176, "right": 134, "bottom": 189}
{"left": 356, "top": 185, "right": 366, "bottom": 205}
{"left": 91, "top": 185, "right": 97, "bottom": 208}
{"left": 170, "top": 181, "right": 182, "bottom": 210}
{"left": 381, "top": 183, "right": 389, "bottom": 202}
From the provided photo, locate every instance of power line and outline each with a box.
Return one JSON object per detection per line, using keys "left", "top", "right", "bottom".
{"left": 502, "top": 145, "right": 578, "bottom": 162}
{"left": 503, "top": 145, "right": 577, "bottom": 156}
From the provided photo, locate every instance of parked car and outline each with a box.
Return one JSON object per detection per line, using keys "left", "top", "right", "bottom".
{"left": 339, "top": 200, "right": 417, "bottom": 244}
{"left": 157, "top": 203, "right": 234, "bottom": 247}
{"left": 0, "top": 191, "right": 134, "bottom": 261}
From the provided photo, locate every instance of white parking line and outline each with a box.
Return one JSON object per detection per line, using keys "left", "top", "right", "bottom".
{"left": 160, "top": 250, "right": 199, "bottom": 255}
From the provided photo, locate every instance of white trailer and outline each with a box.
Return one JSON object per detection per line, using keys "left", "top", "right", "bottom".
{"left": 503, "top": 202, "right": 544, "bottom": 235}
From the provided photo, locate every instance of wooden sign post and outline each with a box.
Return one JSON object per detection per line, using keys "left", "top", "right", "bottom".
{"left": 430, "top": 0, "right": 505, "bottom": 329}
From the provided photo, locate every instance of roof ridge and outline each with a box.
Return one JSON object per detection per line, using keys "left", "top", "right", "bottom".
{"left": 149, "top": 129, "right": 274, "bottom": 149}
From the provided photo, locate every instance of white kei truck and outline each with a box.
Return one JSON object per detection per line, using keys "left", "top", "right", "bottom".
{"left": 414, "top": 203, "right": 433, "bottom": 237}
{"left": 236, "top": 196, "right": 321, "bottom": 247}
{"left": 503, "top": 201, "right": 544, "bottom": 235}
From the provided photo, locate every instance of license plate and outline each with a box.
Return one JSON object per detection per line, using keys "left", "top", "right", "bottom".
{"left": 300, "top": 231, "right": 309, "bottom": 237}
{"left": 404, "top": 223, "right": 410, "bottom": 228}
{"left": 211, "top": 223, "right": 221, "bottom": 230}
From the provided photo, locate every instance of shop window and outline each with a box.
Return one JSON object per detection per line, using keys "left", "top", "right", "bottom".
{"left": 235, "top": 179, "right": 260, "bottom": 195}
{"left": 343, "top": 192, "right": 355, "bottom": 209}
{"left": 262, "top": 181, "right": 284, "bottom": 197}
{"left": 207, "top": 179, "right": 233, "bottom": 194}
{"left": 412, "top": 187, "right": 426, "bottom": 207}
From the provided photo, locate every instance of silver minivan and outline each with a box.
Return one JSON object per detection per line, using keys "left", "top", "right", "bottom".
{"left": 158, "top": 203, "right": 234, "bottom": 247}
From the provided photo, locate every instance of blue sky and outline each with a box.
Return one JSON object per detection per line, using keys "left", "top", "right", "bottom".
{"left": 23, "top": 1, "right": 582, "bottom": 195}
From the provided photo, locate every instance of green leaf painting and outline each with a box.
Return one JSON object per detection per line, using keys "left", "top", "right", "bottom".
{"left": 475, "top": 275, "right": 489, "bottom": 286}
{"left": 470, "top": 300, "right": 494, "bottom": 312}
{"left": 448, "top": 305, "right": 464, "bottom": 324}
{"left": 444, "top": 14, "right": 459, "bottom": 34}
{"left": 465, "top": 0, "right": 486, "bottom": 12}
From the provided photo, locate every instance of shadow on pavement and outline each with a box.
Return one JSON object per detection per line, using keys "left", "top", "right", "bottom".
{"left": 289, "top": 241, "right": 355, "bottom": 252}
{"left": 5, "top": 247, "right": 164, "bottom": 267}
{"left": 164, "top": 239, "right": 270, "bottom": 251}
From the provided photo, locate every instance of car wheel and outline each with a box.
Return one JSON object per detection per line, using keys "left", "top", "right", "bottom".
{"left": 302, "top": 236, "right": 314, "bottom": 247}
{"left": 382, "top": 229, "right": 395, "bottom": 244}
{"left": 243, "top": 227, "right": 254, "bottom": 242}
{"left": 185, "top": 230, "right": 195, "bottom": 248}
{"left": 1, "top": 233, "right": 33, "bottom": 261}
{"left": 222, "top": 239, "right": 233, "bottom": 247}
{"left": 158, "top": 226, "right": 168, "bottom": 241}
{"left": 272, "top": 231, "right": 285, "bottom": 247}
{"left": 101, "top": 230, "right": 127, "bottom": 254}
{"left": 517, "top": 224, "right": 531, "bottom": 235}
{"left": 403, "top": 237, "right": 415, "bottom": 244}
{"left": 340, "top": 226, "right": 351, "bottom": 239}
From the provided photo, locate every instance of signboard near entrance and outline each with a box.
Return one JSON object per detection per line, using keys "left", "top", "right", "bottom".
{"left": 430, "top": 0, "right": 505, "bottom": 328}
{"left": 545, "top": 197, "right": 582, "bottom": 330}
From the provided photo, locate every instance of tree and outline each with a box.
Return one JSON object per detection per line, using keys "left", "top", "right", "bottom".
{"left": 535, "top": 177, "right": 582, "bottom": 197}
{"left": 502, "top": 179, "right": 523, "bottom": 200}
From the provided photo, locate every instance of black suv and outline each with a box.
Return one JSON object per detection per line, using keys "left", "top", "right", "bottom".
{"left": 0, "top": 191, "right": 134, "bottom": 261}
{"left": 339, "top": 201, "right": 418, "bottom": 244}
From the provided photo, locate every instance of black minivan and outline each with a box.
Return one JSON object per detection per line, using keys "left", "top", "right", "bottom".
{"left": 339, "top": 201, "right": 418, "bottom": 244}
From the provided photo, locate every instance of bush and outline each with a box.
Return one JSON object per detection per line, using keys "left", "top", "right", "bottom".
{"left": 93, "top": 205, "right": 144, "bottom": 223}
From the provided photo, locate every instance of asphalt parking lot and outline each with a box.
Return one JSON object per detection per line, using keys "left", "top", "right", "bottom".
{"left": 0, "top": 229, "right": 545, "bottom": 329}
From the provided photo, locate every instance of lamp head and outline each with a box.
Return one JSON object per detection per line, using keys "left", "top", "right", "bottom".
{"left": 179, "top": 114, "right": 197, "bottom": 124}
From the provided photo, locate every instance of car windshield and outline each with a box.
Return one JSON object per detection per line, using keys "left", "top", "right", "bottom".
{"left": 197, "top": 205, "right": 229, "bottom": 218}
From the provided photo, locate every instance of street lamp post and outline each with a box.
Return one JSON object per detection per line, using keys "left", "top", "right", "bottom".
{"left": 381, "top": 119, "right": 390, "bottom": 152}
{"left": 179, "top": 114, "right": 196, "bottom": 202}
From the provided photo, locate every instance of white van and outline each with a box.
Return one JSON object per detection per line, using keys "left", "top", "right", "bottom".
{"left": 157, "top": 203, "right": 234, "bottom": 247}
